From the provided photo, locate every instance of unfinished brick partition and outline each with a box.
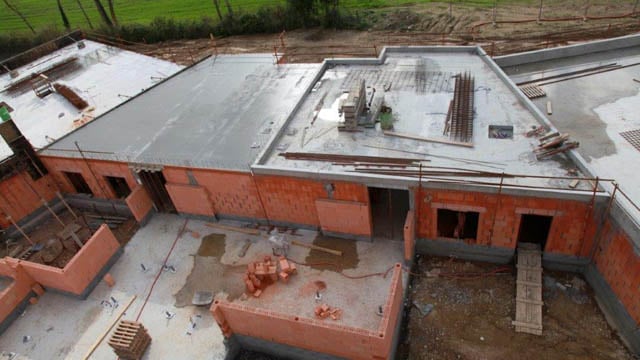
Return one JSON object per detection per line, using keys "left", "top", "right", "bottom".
{"left": 211, "top": 264, "right": 404, "bottom": 360}
{"left": 0, "top": 170, "right": 58, "bottom": 228}
{"left": 415, "top": 188, "right": 593, "bottom": 256}
{"left": 315, "top": 199, "right": 372, "bottom": 237}
{"left": 0, "top": 224, "right": 120, "bottom": 296}
{"left": 126, "top": 185, "right": 154, "bottom": 223}
{"left": 0, "top": 261, "right": 37, "bottom": 328}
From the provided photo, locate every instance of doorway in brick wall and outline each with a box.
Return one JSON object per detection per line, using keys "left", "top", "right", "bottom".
{"left": 369, "top": 187, "right": 410, "bottom": 239}
{"left": 138, "top": 170, "right": 176, "bottom": 213}
{"left": 517, "top": 214, "right": 553, "bottom": 250}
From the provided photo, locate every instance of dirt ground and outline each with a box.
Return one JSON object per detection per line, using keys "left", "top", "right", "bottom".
{"left": 398, "top": 255, "right": 633, "bottom": 360}
{"left": 117, "top": 1, "right": 640, "bottom": 65}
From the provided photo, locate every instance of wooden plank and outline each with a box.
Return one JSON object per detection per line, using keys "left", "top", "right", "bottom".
{"left": 516, "top": 280, "right": 542, "bottom": 287}
{"left": 383, "top": 130, "right": 474, "bottom": 148}
{"left": 546, "top": 101, "right": 553, "bottom": 115}
{"left": 512, "top": 320, "right": 543, "bottom": 330}
{"left": 83, "top": 295, "right": 137, "bottom": 360}
{"left": 291, "top": 240, "right": 342, "bottom": 256}
{"left": 205, "top": 223, "right": 261, "bottom": 235}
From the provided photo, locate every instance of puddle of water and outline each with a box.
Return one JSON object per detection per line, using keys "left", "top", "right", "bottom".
{"left": 198, "top": 233, "right": 226, "bottom": 257}
{"left": 304, "top": 235, "right": 359, "bottom": 272}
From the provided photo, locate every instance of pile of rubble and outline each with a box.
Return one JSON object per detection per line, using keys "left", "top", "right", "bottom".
{"left": 533, "top": 132, "right": 579, "bottom": 160}
{"left": 314, "top": 304, "right": 342, "bottom": 321}
{"left": 243, "top": 255, "right": 297, "bottom": 297}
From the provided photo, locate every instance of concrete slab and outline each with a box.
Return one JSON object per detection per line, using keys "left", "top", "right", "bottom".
{"left": 42, "top": 55, "right": 321, "bottom": 171}
{"left": 0, "top": 40, "right": 183, "bottom": 161}
{"left": 262, "top": 49, "right": 584, "bottom": 190}
{"left": 501, "top": 45, "right": 640, "bottom": 221}
{"left": 0, "top": 213, "right": 404, "bottom": 358}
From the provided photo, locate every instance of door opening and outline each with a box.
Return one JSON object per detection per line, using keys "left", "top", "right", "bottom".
{"left": 517, "top": 214, "right": 553, "bottom": 250}
{"left": 368, "top": 187, "right": 410, "bottom": 239}
{"left": 137, "top": 170, "right": 176, "bottom": 213}
{"left": 63, "top": 171, "right": 93, "bottom": 195}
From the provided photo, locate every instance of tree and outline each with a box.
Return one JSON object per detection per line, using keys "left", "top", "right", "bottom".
{"left": 287, "top": 0, "right": 316, "bottom": 25}
{"left": 76, "top": 0, "right": 94, "bottom": 29}
{"left": 212, "top": 0, "right": 224, "bottom": 22}
{"left": 2, "top": 0, "right": 36, "bottom": 34}
{"left": 107, "top": 0, "right": 118, "bottom": 26}
{"left": 57, "top": 0, "right": 71, "bottom": 30}
{"left": 93, "top": 0, "right": 113, "bottom": 27}
{"left": 223, "top": 0, "right": 234, "bottom": 19}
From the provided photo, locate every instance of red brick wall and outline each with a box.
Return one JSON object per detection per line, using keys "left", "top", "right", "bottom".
{"left": 165, "top": 183, "right": 215, "bottom": 217}
{"left": 211, "top": 264, "right": 403, "bottom": 360}
{"left": 192, "top": 169, "right": 265, "bottom": 219}
{"left": 0, "top": 171, "right": 58, "bottom": 228}
{"left": 0, "top": 225, "right": 120, "bottom": 295}
{"left": 126, "top": 185, "right": 154, "bottom": 222}
{"left": 0, "top": 261, "right": 37, "bottom": 325}
{"left": 415, "top": 188, "right": 591, "bottom": 255}
{"left": 254, "top": 175, "right": 369, "bottom": 227}
{"left": 593, "top": 218, "right": 640, "bottom": 324}
{"left": 41, "top": 156, "right": 137, "bottom": 199}
{"left": 315, "top": 199, "right": 372, "bottom": 237}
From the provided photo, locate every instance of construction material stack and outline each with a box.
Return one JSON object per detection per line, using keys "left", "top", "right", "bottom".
{"left": 340, "top": 79, "right": 366, "bottom": 131}
{"left": 108, "top": 320, "right": 151, "bottom": 360}
{"left": 244, "top": 255, "right": 297, "bottom": 297}
{"left": 512, "top": 243, "right": 543, "bottom": 335}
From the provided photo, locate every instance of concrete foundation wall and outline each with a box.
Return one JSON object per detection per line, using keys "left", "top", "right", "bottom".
{"left": 212, "top": 264, "right": 404, "bottom": 360}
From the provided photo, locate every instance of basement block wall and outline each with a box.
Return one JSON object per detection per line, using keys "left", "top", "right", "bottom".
{"left": 0, "top": 170, "right": 58, "bottom": 228}
{"left": 415, "top": 188, "right": 595, "bottom": 257}
{"left": 211, "top": 263, "right": 404, "bottom": 360}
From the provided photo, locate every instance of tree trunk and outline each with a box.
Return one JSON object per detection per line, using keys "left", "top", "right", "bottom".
{"left": 223, "top": 0, "right": 233, "bottom": 18}
{"left": 212, "top": 0, "right": 223, "bottom": 22}
{"left": 57, "top": 0, "right": 71, "bottom": 30}
{"left": 2, "top": 0, "right": 36, "bottom": 33}
{"left": 76, "top": 0, "right": 94, "bottom": 29}
{"left": 93, "top": 0, "right": 113, "bottom": 27}
{"left": 107, "top": 0, "right": 118, "bottom": 26}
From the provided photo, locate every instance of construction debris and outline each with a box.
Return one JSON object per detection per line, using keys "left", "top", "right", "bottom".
{"left": 108, "top": 320, "right": 151, "bottom": 360}
{"left": 534, "top": 133, "right": 579, "bottom": 160}
{"left": 383, "top": 130, "right": 474, "bottom": 148}
{"left": 314, "top": 304, "right": 342, "bottom": 320}
{"left": 525, "top": 125, "right": 548, "bottom": 138}
{"left": 546, "top": 101, "right": 553, "bottom": 115}
{"left": 519, "top": 84, "right": 546, "bottom": 99}
{"left": 291, "top": 240, "right": 342, "bottom": 256}
{"left": 243, "top": 255, "right": 297, "bottom": 297}
{"left": 53, "top": 83, "right": 89, "bottom": 110}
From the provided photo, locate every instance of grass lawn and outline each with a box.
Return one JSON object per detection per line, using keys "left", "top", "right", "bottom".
{"left": 0, "top": 0, "right": 516, "bottom": 34}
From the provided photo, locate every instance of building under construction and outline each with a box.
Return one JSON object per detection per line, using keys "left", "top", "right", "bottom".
{"left": 0, "top": 32, "right": 639, "bottom": 359}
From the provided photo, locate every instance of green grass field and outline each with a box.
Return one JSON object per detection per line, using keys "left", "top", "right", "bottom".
{"left": 0, "top": 0, "right": 505, "bottom": 34}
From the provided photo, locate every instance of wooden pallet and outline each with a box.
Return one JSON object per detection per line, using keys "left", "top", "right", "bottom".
{"left": 512, "top": 243, "right": 543, "bottom": 335}
{"left": 108, "top": 320, "right": 151, "bottom": 360}
{"left": 519, "top": 84, "right": 546, "bottom": 99}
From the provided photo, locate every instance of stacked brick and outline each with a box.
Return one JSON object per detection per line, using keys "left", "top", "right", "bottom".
{"left": 244, "top": 255, "right": 297, "bottom": 297}
{"left": 108, "top": 320, "right": 151, "bottom": 360}
{"left": 314, "top": 304, "right": 342, "bottom": 320}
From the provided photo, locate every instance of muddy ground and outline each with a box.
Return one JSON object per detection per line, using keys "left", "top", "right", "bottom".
{"left": 116, "top": 1, "right": 640, "bottom": 65}
{"left": 398, "top": 255, "right": 633, "bottom": 360}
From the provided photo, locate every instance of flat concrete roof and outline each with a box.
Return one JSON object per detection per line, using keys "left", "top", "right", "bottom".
{"left": 0, "top": 40, "right": 182, "bottom": 161}
{"left": 501, "top": 43, "right": 640, "bottom": 219}
{"left": 43, "top": 55, "right": 321, "bottom": 171}
{"left": 260, "top": 48, "right": 586, "bottom": 190}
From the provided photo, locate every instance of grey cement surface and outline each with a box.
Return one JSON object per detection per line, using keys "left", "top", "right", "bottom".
{"left": 501, "top": 44, "right": 640, "bottom": 225}
{"left": 43, "top": 55, "right": 320, "bottom": 170}
{"left": 263, "top": 49, "right": 586, "bottom": 190}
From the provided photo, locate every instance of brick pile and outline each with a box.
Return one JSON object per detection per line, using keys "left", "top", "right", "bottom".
{"left": 314, "top": 304, "right": 342, "bottom": 320}
{"left": 108, "top": 320, "right": 151, "bottom": 360}
{"left": 244, "top": 255, "right": 297, "bottom": 297}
